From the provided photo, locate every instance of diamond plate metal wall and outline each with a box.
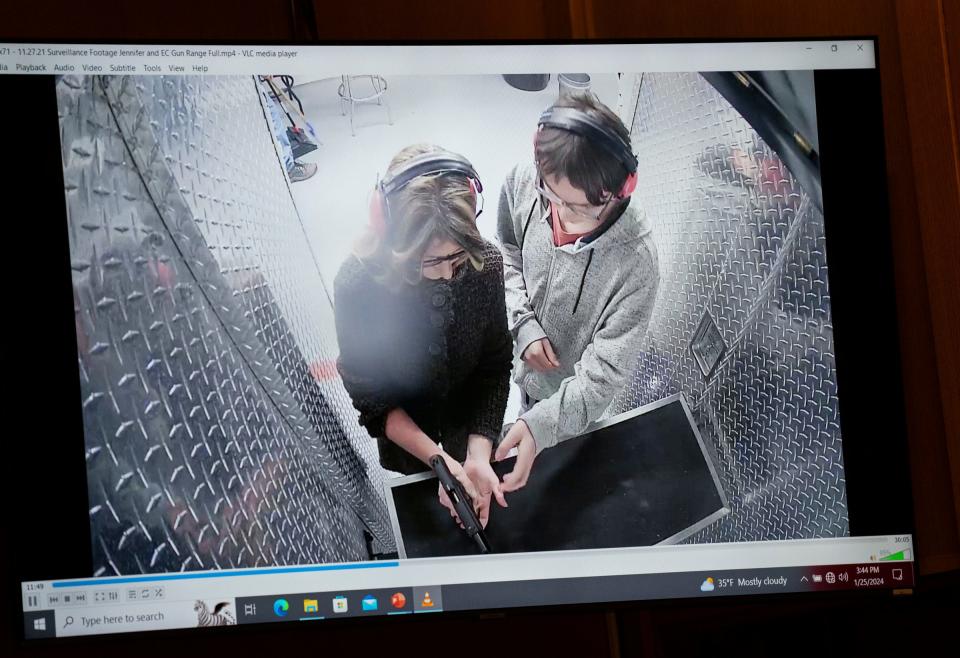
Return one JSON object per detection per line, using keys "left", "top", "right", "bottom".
{"left": 58, "top": 74, "right": 394, "bottom": 576}
{"left": 613, "top": 72, "right": 848, "bottom": 543}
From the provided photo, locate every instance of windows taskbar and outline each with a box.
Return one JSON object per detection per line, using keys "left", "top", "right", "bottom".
{"left": 23, "top": 566, "right": 914, "bottom": 638}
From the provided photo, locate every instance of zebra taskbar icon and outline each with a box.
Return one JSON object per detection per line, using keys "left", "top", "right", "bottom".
{"left": 194, "top": 600, "right": 237, "bottom": 626}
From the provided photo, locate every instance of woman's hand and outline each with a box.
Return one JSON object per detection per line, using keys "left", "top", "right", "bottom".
{"left": 435, "top": 450, "right": 482, "bottom": 528}
{"left": 462, "top": 435, "right": 507, "bottom": 528}
{"left": 382, "top": 410, "right": 484, "bottom": 526}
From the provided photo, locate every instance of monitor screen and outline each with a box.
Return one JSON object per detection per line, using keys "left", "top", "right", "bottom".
{"left": 2, "top": 39, "right": 916, "bottom": 641}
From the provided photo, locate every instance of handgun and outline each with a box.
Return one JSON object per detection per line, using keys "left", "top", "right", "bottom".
{"left": 429, "top": 454, "right": 491, "bottom": 554}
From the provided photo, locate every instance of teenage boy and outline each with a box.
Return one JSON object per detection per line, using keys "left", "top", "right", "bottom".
{"left": 494, "top": 93, "right": 660, "bottom": 493}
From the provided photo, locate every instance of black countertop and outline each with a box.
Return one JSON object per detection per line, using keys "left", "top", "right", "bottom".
{"left": 389, "top": 395, "right": 728, "bottom": 558}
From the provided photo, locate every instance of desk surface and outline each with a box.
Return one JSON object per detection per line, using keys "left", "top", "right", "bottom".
{"left": 387, "top": 395, "right": 728, "bottom": 558}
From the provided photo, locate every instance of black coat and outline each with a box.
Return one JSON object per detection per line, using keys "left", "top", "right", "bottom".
{"left": 333, "top": 242, "right": 512, "bottom": 474}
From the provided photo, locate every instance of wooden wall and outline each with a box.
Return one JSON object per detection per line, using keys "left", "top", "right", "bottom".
{"left": 1, "top": 3, "right": 957, "bottom": 657}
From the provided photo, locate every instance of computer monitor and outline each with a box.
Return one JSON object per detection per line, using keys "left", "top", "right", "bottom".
{"left": 2, "top": 39, "right": 915, "bottom": 641}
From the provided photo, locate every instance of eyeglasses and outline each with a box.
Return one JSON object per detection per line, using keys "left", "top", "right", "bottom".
{"left": 536, "top": 179, "right": 611, "bottom": 221}
{"left": 417, "top": 249, "right": 469, "bottom": 280}
{"left": 422, "top": 249, "right": 468, "bottom": 269}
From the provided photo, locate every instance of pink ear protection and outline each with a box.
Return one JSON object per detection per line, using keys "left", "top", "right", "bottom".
{"left": 368, "top": 190, "right": 388, "bottom": 236}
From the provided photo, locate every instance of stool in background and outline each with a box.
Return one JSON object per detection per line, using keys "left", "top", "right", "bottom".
{"left": 559, "top": 73, "right": 592, "bottom": 97}
{"left": 337, "top": 75, "right": 393, "bottom": 136}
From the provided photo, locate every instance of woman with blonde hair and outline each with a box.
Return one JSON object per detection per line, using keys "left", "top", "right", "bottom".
{"left": 334, "top": 144, "right": 511, "bottom": 527}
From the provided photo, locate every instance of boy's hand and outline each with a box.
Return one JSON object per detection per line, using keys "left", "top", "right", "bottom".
{"left": 495, "top": 420, "right": 537, "bottom": 492}
{"left": 522, "top": 338, "right": 561, "bottom": 371}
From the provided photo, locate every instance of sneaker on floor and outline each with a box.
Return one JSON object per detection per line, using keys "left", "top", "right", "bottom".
{"left": 288, "top": 161, "right": 317, "bottom": 183}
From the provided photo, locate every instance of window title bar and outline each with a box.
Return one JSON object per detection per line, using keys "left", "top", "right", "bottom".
{"left": 0, "top": 41, "right": 875, "bottom": 76}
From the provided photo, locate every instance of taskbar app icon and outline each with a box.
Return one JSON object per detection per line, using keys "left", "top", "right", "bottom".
{"left": 237, "top": 587, "right": 419, "bottom": 622}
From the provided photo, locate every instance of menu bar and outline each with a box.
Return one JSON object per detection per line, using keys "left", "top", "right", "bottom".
{"left": 0, "top": 41, "right": 876, "bottom": 77}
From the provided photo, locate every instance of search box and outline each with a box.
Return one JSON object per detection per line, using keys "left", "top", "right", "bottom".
{"left": 54, "top": 600, "right": 235, "bottom": 637}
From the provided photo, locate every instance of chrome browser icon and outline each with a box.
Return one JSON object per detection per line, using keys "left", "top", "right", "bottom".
{"left": 273, "top": 598, "right": 289, "bottom": 617}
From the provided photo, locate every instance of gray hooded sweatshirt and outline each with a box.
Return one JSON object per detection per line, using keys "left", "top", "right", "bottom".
{"left": 497, "top": 162, "right": 660, "bottom": 452}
